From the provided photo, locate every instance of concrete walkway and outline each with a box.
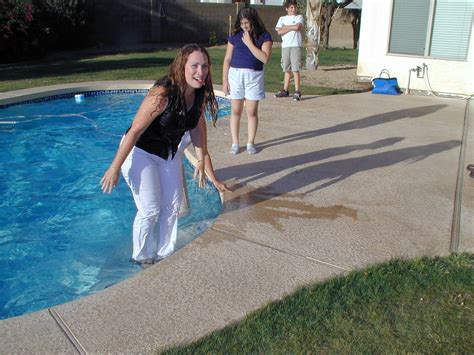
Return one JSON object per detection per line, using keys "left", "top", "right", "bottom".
{"left": 1, "top": 83, "right": 472, "bottom": 353}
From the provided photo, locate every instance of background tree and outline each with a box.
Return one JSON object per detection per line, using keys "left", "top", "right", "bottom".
{"left": 305, "top": 0, "right": 353, "bottom": 70}
{"left": 305, "top": 0, "right": 322, "bottom": 70}
{"left": 332, "top": 3, "right": 361, "bottom": 49}
{"left": 348, "top": 8, "right": 361, "bottom": 49}
{"left": 321, "top": 0, "right": 352, "bottom": 49}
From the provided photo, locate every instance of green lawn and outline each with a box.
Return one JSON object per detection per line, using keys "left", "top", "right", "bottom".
{"left": 163, "top": 254, "right": 473, "bottom": 354}
{"left": 0, "top": 47, "right": 360, "bottom": 95}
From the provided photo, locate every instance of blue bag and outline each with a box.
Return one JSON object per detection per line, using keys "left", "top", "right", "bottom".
{"left": 372, "top": 69, "right": 401, "bottom": 95}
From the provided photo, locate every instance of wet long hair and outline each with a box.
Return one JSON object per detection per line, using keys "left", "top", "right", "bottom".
{"left": 231, "top": 6, "right": 267, "bottom": 39}
{"left": 153, "top": 44, "right": 218, "bottom": 126}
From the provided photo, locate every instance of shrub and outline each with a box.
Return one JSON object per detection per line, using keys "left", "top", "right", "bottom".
{"left": 38, "top": 0, "right": 93, "bottom": 50}
{"left": 0, "top": 0, "right": 43, "bottom": 62}
{"left": 0, "top": 0, "right": 93, "bottom": 62}
{"left": 208, "top": 31, "right": 217, "bottom": 47}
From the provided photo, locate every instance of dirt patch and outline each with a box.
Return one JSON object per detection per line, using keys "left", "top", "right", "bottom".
{"left": 301, "top": 65, "right": 373, "bottom": 91}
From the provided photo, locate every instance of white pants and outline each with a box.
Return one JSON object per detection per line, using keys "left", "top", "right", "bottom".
{"left": 121, "top": 132, "right": 191, "bottom": 262}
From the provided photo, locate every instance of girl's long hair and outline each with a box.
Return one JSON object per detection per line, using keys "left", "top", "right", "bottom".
{"left": 231, "top": 6, "right": 267, "bottom": 38}
{"left": 154, "top": 44, "right": 218, "bottom": 125}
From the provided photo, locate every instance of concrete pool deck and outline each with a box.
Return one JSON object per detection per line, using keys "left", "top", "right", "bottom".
{"left": 1, "top": 82, "right": 473, "bottom": 353}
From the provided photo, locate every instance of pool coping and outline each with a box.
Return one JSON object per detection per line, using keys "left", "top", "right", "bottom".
{"left": 1, "top": 81, "right": 472, "bottom": 353}
{"left": 0, "top": 81, "right": 155, "bottom": 106}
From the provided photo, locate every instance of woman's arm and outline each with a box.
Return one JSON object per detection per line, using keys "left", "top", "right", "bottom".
{"left": 189, "top": 114, "right": 208, "bottom": 188}
{"left": 204, "top": 152, "right": 231, "bottom": 192}
{"left": 100, "top": 86, "right": 168, "bottom": 194}
{"left": 184, "top": 114, "right": 229, "bottom": 192}
{"left": 199, "top": 115, "right": 230, "bottom": 192}
{"left": 242, "top": 32, "right": 272, "bottom": 64}
{"left": 222, "top": 43, "right": 234, "bottom": 96}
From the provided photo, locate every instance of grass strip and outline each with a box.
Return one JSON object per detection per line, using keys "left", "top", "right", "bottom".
{"left": 0, "top": 48, "right": 361, "bottom": 95}
{"left": 163, "top": 253, "right": 473, "bottom": 354}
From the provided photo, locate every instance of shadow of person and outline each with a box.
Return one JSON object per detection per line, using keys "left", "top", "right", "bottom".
{"left": 219, "top": 137, "right": 405, "bottom": 184}
{"left": 222, "top": 140, "right": 461, "bottom": 215}
{"left": 257, "top": 104, "right": 448, "bottom": 151}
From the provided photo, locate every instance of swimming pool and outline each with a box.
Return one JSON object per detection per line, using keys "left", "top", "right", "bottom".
{"left": 0, "top": 90, "right": 230, "bottom": 320}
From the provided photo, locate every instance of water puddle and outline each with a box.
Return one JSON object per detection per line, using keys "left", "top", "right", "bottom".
{"left": 222, "top": 185, "right": 358, "bottom": 231}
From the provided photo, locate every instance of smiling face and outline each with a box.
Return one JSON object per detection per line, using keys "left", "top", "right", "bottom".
{"left": 184, "top": 50, "right": 209, "bottom": 92}
{"left": 240, "top": 17, "right": 252, "bottom": 33}
{"left": 286, "top": 4, "right": 297, "bottom": 16}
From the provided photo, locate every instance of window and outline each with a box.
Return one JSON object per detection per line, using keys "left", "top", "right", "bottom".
{"left": 389, "top": 0, "right": 474, "bottom": 60}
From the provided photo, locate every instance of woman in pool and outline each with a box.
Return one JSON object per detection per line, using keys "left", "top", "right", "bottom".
{"left": 222, "top": 6, "right": 272, "bottom": 155}
{"left": 101, "top": 44, "right": 229, "bottom": 266}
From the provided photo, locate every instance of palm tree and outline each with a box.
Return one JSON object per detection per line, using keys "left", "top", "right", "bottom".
{"left": 305, "top": 0, "right": 323, "bottom": 70}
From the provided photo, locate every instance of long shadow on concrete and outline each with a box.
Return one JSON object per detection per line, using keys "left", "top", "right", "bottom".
{"left": 219, "top": 137, "right": 405, "bottom": 184}
{"left": 257, "top": 105, "right": 447, "bottom": 151}
{"left": 221, "top": 139, "right": 461, "bottom": 213}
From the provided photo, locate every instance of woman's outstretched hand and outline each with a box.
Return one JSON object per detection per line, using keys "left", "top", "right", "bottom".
{"left": 101, "top": 168, "right": 120, "bottom": 194}
{"left": 212, "top": 180, "right": 231, "bottom": 193}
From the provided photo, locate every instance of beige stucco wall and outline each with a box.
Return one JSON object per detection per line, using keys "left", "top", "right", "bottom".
{"left": 330, "top": 9, "right": 357, "bottom": 49}
{"left": 357, "top": 0, "right": 474, "bottom": 96}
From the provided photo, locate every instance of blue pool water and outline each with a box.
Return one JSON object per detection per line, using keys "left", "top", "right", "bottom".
{"left": 0, "top": 91, "right": 230, "bottom": 320}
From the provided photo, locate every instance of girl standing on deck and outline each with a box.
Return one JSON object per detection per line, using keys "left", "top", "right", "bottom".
{"left": 222, "top": 6, "right": 273, "bottom": 155}
{"left": 101, "top": 44, "right": 229, "bottom": 267}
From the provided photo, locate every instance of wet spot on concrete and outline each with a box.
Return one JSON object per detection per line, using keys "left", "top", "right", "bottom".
{"left": 222, "top": 186, "right": 358, "bottom": 231}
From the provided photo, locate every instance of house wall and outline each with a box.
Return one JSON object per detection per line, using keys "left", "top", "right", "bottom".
{"left": 357, "top": 0, "right": 474, "bottom": 96}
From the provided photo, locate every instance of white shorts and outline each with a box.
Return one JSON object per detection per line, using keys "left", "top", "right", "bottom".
{"left": 228, "top": 67, "right": 265, "bottom": 100}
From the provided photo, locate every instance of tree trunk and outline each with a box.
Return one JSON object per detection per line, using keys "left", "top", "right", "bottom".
{"left": 321, "top": 3, "right": 333, "bottom": 49}
{"left": 305, "top": 0, "right": 322, "bottom": 70}
{"left": 350, "top": 10, "right": 361, "bottom": 49}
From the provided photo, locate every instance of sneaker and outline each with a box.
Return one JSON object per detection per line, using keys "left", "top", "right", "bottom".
{"left": 229, "top": 144, "right": 240, "bottom": 155}
{"left": 274, "top": 89, "right": 289, "bottom": 98}
{"left": 293, "top": 91, "right": 302, "bottom": 101}
{"left": 246, "top": 143, "right": 257, "bottom": 155}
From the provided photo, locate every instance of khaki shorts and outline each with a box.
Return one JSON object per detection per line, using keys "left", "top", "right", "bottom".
{"left": 281, "top": 47, "right": 302, "bottom": 72}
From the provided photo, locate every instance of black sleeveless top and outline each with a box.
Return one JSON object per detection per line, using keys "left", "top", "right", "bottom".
{"left": 131, "top": 84, "right": 202, "bottom": 160}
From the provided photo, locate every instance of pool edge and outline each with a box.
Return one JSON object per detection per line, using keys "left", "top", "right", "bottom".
{"left": 0, "top": 81, "right": 155, "bottom": 106}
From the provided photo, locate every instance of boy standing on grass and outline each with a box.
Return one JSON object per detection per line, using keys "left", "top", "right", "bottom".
{"left": 274, "top": 0, "right": 304, "bottom": 101}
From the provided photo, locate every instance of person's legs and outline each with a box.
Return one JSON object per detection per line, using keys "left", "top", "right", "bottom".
{"left": 245, "top": 99, "right": 259, "bottom": 146}
{"left": 290, "top": 47, "right": 302, "bottom": 100}
{"left": 230, "top": 99, "right": 244, "bottom": 152}
{"left": 156, "top": 153, "right": 183, "bottom": 260}
{"left": 228, "top": 67, "right": 246, "bottom": 154}
{"left": 293, "top": 71, "right": 301, "bottom": 92}
{"left": 275, "top": 48, "right": 291, "bottom": 97}
{"left": 121, "top": 146, "right": 162, "bottom": 262}
{"left": 243, "top": 69, "right": 264, "bottom": 153}
{"left": 284, "top": 71, "right": 292, "bottom": 91}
